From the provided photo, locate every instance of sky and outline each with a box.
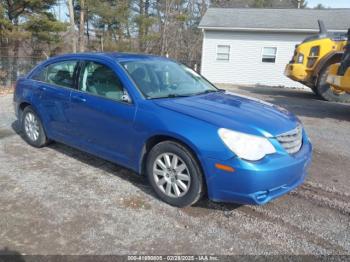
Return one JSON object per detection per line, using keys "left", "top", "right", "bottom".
{"left": 307, "top": 0, "right": 350, "bottom": 8}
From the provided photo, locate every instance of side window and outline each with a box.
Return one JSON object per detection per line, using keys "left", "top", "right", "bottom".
{"left": 32, "top": 67, "right": 48, "bottom": 82}
{"left": 46, "top": 61, "right": 78, "bottom": 88}
{"left": 79, "top": 61, "right": 124, "bottom": 101}
{"left": 32, "top": 61, "right": 78, "bottom": 88}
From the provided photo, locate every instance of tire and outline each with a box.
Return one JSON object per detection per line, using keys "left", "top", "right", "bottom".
{"left": 21, "top": 106, "right": 48, "bottom": 148}
{"left": 146, "top": 141, "right": 204, "bottom": 207}
{"left": 310, "top": 85, "right": 319, "bottom": 96}
{"left": 316, "top": 65, "right": 350, "bottom": 103}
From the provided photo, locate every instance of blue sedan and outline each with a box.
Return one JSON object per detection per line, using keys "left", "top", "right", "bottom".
{"left": 13, "top": 53, "right": 312, "bottom": 207}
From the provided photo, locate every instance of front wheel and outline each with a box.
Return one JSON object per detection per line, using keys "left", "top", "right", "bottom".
{"left": 146, "top": 141, "right": 204, "bottom": 207}
{"left": 309, "top": 85, "right": 319, "bottom": 96}
{"left": 316, "top": 65, "right": 350, "bottom": 103}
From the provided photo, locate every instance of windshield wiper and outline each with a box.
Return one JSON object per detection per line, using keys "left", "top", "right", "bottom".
{"left": 194, "top": 89, "right": 219, "bottom": 96}
{"left": 149, "top": 90, "right": 220, "bottom": 99}
{"left": 150, "top": 93, "right": 192, "bottom": 99}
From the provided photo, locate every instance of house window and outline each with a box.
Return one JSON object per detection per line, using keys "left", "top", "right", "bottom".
{"left": 217, "top": 45, "right": 230, "bottom": 61}
{"left": 262, "top": 47, "right": 277, "bottom": 63}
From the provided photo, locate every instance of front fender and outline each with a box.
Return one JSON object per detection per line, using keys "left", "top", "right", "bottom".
{"left": 133, "top": 102, "right": 235, "bottom": 173}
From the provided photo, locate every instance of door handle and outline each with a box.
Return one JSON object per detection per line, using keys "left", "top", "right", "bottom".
{"left": 71, "top": 95, "right": 86, "bottom": 103}
{"left": 38, "top": 86, "right": 47, "bottom": 91}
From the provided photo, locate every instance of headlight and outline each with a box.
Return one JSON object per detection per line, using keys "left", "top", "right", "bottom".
{"left": 297, "top": 54, "right": 304, "bottom": 64}
{"left": 218, "top": 128, "right": 276, "bottom": 161}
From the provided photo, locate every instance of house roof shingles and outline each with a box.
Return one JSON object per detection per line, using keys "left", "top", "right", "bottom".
{"left": 199, "top": 8, "right": 350, "bottom": 32}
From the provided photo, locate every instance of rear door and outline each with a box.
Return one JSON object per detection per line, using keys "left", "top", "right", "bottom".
{"left": 31, "top": 60, "right": 79, "bottom": 140}
{"left": 68, "top": 59, "right": 136, "bottom": 166}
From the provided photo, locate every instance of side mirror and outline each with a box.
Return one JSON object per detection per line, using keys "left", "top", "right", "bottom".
{"left": 121, "top": 90, "right": 132, "bottom": 103}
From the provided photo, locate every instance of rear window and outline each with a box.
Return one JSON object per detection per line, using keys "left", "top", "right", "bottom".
{"left": 31, "top": 60, "right": 78, "bottom": 89}
{"left": 32, "top": 67, "right": 47, "bottom": 82}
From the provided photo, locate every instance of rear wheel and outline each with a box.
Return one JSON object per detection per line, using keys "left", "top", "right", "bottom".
{"left": 146, "top": 141, "right": 204, "bottom": 207}
{"left": 316, "top": 65, "right": 350, "bottom": 103}
{"left": 21, "top": 106, "right": 48, "bottom": 147}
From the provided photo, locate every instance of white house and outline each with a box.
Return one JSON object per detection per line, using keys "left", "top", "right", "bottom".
{"left": 199, "top": 8, "right": 350, "bottom": 88}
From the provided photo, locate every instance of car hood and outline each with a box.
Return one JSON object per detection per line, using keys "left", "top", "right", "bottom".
{"left": 153, "top": 91, "right": 299, "bottom": 137}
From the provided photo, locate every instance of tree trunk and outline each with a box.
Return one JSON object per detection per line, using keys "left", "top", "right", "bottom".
{"left": 11, "top": 19, "right": 20, "bottom": 86}
{"left": 86, "top": 9, "right": 90, "bottom": 45}
{"left": 138, "top": 0, "right": 145, "bottom": 52}
{"left": 79, "top": 0, "right": 85, "bottom": 52}
{"left": 0, "top": 35, "right": 9, "bottom": 86}
{"left": 67, "top": 0, "right": 77, "bottom": 53}
{"left": 11, "top": 38, "right": 20, "bottom": 86}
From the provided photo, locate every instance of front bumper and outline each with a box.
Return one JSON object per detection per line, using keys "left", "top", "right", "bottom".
{"left": 284, "top": 63, "right": 308, "bottom": 82}
{"left": 203, "top": 136, "right": 312, "bottom": 205}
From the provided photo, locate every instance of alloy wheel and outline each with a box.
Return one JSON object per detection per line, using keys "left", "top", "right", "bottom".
{"left": 24, "top": 112, "right": 39, "bottom": 142}
{"left": 152, "top": 153, "right": 191, "bottom": 198}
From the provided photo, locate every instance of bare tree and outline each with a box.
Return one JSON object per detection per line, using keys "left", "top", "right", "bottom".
{"left": 67, "top": 0, "right": 77, "bottom": 53}
{"left": 79, "top": 0, "right": 85, "bottom": 52}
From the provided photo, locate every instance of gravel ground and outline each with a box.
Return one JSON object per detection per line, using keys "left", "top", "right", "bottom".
{"left": 0, "top": 85, "right": 349, "bottom": 255}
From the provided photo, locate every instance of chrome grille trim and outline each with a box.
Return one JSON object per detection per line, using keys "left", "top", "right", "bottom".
{"left": 276, "top": 125, "right": 303, "bottom": 154}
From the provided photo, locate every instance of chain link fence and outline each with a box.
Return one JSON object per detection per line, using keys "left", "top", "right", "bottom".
{"left": 0, "top": 57, "right": 45, "bottom": 89}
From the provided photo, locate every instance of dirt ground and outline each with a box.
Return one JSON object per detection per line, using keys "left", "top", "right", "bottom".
{"left": 0, "top": 85, "right": 349, "bottom": 255}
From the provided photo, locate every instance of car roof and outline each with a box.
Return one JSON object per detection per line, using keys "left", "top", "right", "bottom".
{"left": 48, "top": 52, "right": 169, "bottom": 63}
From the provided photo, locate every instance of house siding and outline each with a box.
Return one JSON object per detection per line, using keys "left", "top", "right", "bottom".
{"left": 201, "top": 30, "right": 311, "bottom": 88}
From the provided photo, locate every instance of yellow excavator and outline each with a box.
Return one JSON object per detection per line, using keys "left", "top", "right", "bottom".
{"left": 285, "top": 20, "right": 350, "bottom": 102}
{"left": 326, "top": 29, "right": 350, "bottom": 96}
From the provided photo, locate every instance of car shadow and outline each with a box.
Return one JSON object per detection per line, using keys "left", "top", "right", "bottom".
{"left": 11, "top": 119, "right": 149, "bottom": 189}
{"left": 48, "top": 141, "right": 243, "bottom": 212}
{"left": 233, "top": 85, "right": 350, "bottom": 122}
{"left": 49, "top": 141, "right": 244, "bottom": 212}
{"left": 11, "top": 120, "right": 243, "bottom": 212}
{"left": 194, "top": 198, "right": 241, "bottom": 212}
{"left": 11, "top": 120, "right": 21, "bottom": 135}
{"left": 0, "top": 247, "right": 25, "bottom": 262}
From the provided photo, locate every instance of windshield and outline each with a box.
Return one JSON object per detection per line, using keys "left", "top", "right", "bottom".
{"left": 121, "top": 60, "right": 218, "bottom": 99}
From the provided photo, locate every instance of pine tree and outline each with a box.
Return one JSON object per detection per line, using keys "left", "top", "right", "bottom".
{"left": 0, "top": 0, "right": 67, "bottom": 82}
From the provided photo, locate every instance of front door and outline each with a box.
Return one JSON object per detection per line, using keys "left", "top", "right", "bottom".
{"left": 68, "top": 60, "right": 136, "bottom": 166}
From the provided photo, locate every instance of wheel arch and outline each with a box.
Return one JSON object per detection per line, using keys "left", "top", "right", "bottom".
{"left": 18, "top": 102, "right": 50, "bottom": 137}
{"left": 139, "top": 134, "right": 207, "bottom": 185}
{"left": 313, "top": 51, "right": 343, "bottom": 80}
{"left": 19, "top": 101, "right": 31, "bottom": 111}
{"left": 18, "top": 101, "right": 32, "bottom": 122}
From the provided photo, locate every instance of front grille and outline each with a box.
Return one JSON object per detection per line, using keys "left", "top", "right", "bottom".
{"left": 276, "top": 125, "right": 303, "bottom": 154}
